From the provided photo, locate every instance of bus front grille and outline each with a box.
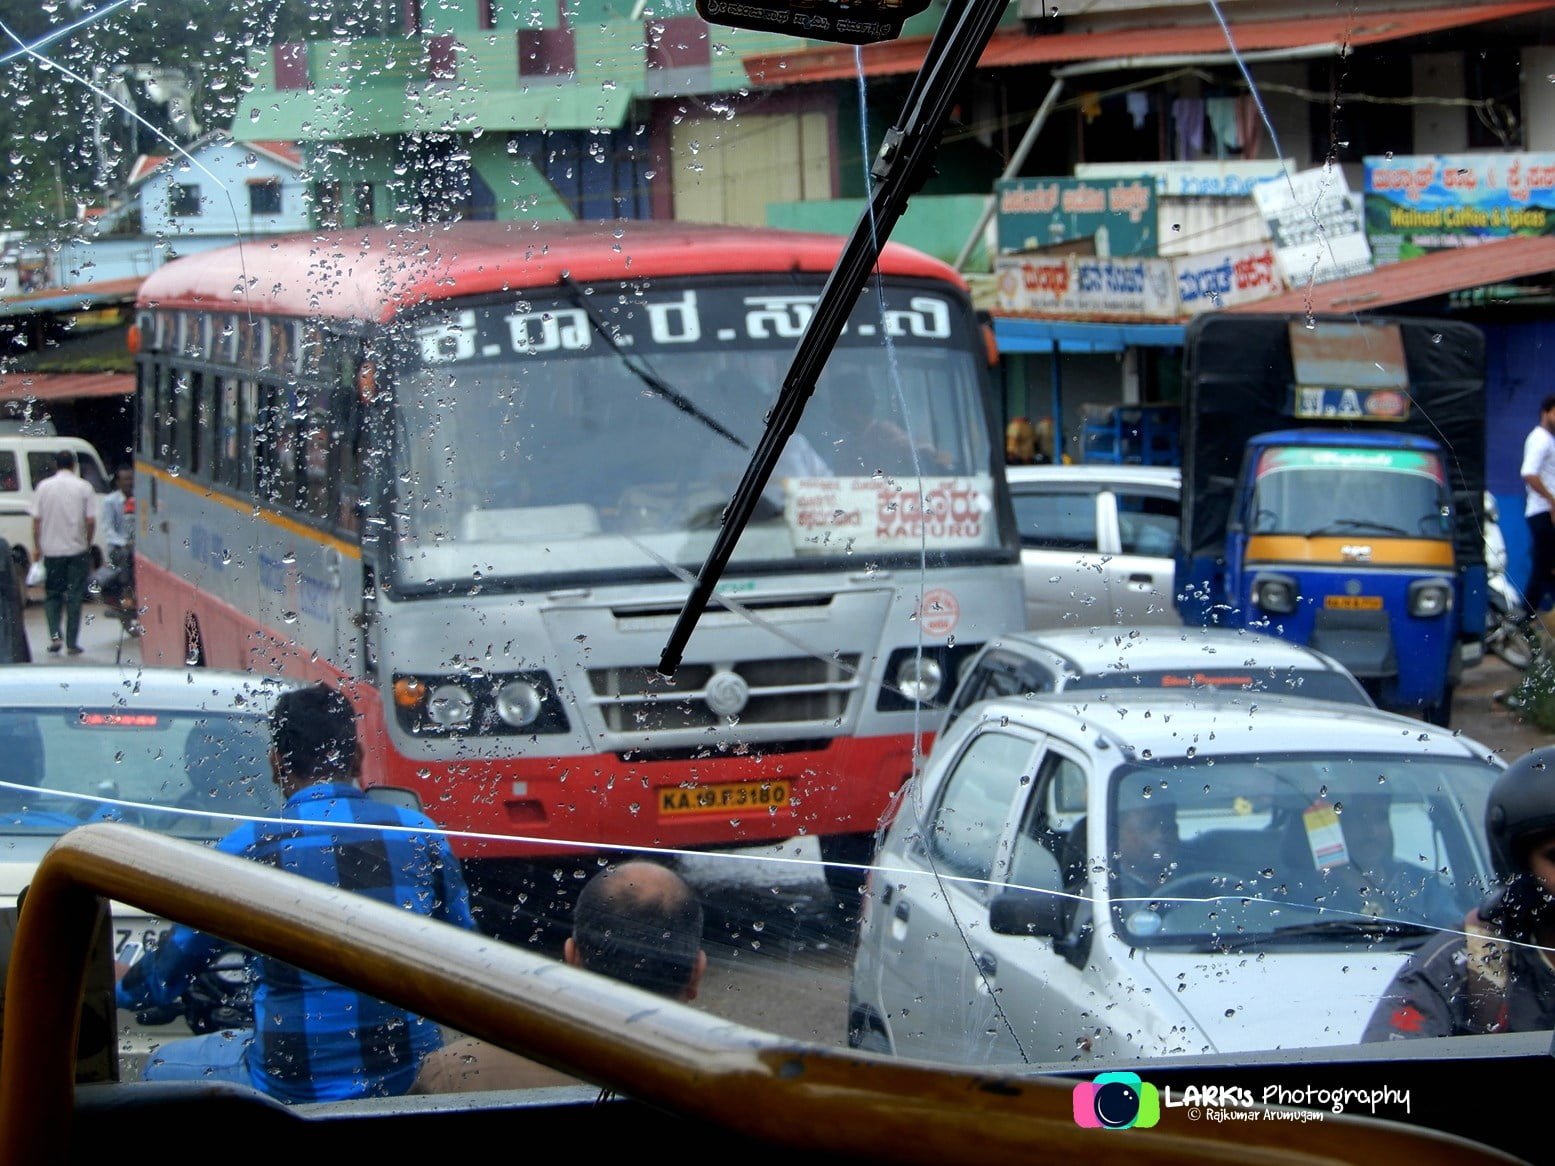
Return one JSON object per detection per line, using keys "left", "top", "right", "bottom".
{"left": 587, "top": 653, "right": 862, "bottom": 735}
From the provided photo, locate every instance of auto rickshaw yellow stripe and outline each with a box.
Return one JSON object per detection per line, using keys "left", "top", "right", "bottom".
{"left": 1245, "top": 535, "right": 1454, "bottom": 568}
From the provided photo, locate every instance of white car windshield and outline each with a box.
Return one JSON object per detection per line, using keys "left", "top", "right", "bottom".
{"left": 1107, "top": 754, "right": 1492, "bottom": 947}
{"left": 0, "top": 708, "right": 280, "bottom": 841}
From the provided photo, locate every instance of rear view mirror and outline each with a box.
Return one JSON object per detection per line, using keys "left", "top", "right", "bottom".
{"left": 695, "top": 0, "right": 932, "bottom": 44}
{"left": 989, "top": 889, "right": 1067, "bottom": 939}
{"left": 365, "top": 785, "right": 422, "bottom": 813}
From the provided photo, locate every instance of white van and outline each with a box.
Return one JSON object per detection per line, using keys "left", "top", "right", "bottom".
{"left": 0, "top": 434, "right": 113, "bottom": 572}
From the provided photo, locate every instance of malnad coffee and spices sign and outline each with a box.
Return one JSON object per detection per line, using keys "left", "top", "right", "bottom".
{"left": 1364, "top": 152, "right": 1555, "bottom": 263}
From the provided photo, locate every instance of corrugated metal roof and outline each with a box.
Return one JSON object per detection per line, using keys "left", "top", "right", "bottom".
{"left": 0, "top": 372, "right": 133, "bottom": 403}
{"left": 0, "top": 277, "right": 142, "bottom": 319}
{"left": 1225, "top": 235, "right": 1555, "bottom": 314}
{"left": 745, "top": 1, "right": 1555, "bottom": 84}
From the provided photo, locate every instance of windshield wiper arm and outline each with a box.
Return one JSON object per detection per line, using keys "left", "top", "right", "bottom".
{"left": 1208, "top": 918, "right": 1433, "bottom": 951}
{"left": 562, "top": 278, "right": 747, "bottom": 452}
{"left": 1306, "top": 518, "right": 1411, "bottom": 536}
{"left": 657, "top": 0, "right": 1013, "bottom": 677}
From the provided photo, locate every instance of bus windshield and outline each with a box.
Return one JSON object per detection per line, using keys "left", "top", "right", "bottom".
{"left": 390, "top": 279, "right": 996, "bottom": 589}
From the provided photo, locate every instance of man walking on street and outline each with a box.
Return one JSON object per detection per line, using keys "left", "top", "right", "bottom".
{"left": 31, "top": 449, "right": 96, "bottom": 655}
{"left": 99, "top": 465, "right": 139, "bottom": 632}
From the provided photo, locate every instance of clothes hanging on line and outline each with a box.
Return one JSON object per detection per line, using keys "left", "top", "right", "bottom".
{"left": 1236, "top": 93, "right": 1265, "bottom": 159}
{"left": 1205, "top": 97, "right": 1240, "bottom": 156}
{"left": 1171, "top": 97, "right": 1204, "bottom": 159}
{"left": 1126, "top": 91, "right": 1151, "bottom": 130}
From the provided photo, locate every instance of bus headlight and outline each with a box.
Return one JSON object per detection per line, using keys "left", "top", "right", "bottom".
{"left": 427, "top": 683, "right": 475, "bottom": 727}
{"left": 894, "top": 655, "right": 943, "bottom": 704}
{"left": 391, "top": 670, "right": 569, "bottom": 736}
{"left": 1408, "top": 578, "right": 1454, "bottom": 618}
{"left": 1252, "top": 573, "right": 1298, "bottom": 615}
{"left": 495, "top": 680, "right": 544, "bottom": 728}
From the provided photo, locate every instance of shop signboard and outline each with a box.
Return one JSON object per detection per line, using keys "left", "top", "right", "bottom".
{"left": 995, "top": 176, "right": 1157, "bottom": 257}
{"left": 1363, "top": 152, "right": 1555, "bottom": 264}
{"left": 1251, "top": 167, "right": 1372, "bottom": 285}
{"left": 1076, "top": 160, "right": 1291, "bottom": 197}
{"left": 1173, "top": 241, "right": 1284, "bottom": 314}
{"left": 995, "top": 255, "right": 1177, "bottom": 319}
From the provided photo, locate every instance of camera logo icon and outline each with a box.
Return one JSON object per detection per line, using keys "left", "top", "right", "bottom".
{"left": 1072, "top": 1071, "right": 1161, "bottom": 1130}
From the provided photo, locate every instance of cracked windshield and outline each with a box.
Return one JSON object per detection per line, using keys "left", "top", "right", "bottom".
{"left": 4, "top": 0, "right": 1555, "bottom": 1132}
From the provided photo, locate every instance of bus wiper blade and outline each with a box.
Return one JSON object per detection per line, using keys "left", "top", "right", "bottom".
{"left": 657, "top": 0, "right": 1013, "bottom": 677}
{"left": 1208, "top": 918, "right": 1433, "bottom": 951}
{"left": 562, "top": 278, "right": 747, "bottom": 452}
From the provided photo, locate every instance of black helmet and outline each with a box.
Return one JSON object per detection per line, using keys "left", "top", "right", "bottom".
{"left": 1485, "top": 747, "right": 1555, "bottom": 879}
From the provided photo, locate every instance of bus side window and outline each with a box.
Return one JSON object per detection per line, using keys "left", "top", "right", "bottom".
{"left": 136, "top": 357, "right": 157, "bottom": 460}
{"left": 0, "top": 453, "right": 16, "bottom": 493}
{"left": 333, "top": 365, "right": 364, "bottom": 535}
{"left": 298, "top": 385, "right": 332, "bottom": 521}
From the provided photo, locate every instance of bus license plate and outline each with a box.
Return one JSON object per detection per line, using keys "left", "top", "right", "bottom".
{"left": 659, "top": 781, "right": 790, "bottom": 816}
{"left": 1324, "top": 595, "right": 1383, "bottom": 610}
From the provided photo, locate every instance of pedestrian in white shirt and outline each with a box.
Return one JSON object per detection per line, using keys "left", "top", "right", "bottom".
{"left": 30, "top": 449, "right": 97, "bottom": 655}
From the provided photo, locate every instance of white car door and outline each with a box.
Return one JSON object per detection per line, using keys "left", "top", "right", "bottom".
{"left": 1100, "top": 484, "right": 1180, "bottom": 625}
{"left": 958, "top": 742, "right": 1104, "bottom": 1066}
{"left": 869, "top": 727, "right": 1043, "bottom": 1063}
{"left": 1011, "top": 484, "right": 1111, "bottom": 628}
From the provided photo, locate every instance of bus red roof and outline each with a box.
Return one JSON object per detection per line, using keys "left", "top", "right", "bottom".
{"left": 135, "top": 221, "right": 966, "bottom": 321}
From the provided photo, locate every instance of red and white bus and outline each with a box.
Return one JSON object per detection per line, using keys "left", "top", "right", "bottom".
{"left": 130, "top": 221, "right": 1021, "bottom": 895}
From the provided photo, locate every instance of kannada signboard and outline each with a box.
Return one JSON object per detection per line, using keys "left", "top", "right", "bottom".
{"left": 994, "top": 242, "right": 1284, "bottom": 320}
{"left": 1174, "top": 242, "right": 1282, "bottom": 313}
{"left": 1363, "top": 152, "right": 1555, "bottom": 264}
{"left": 995, "top": 177, "right": 1157, "bottom": 257}
{"left": 1075, "top": 160, "right": 1291, "bottom": 197}
{"left": 995, "top": 255, "right": 1178, "bottom": 319}
{"left": 1251, "top": 167, "right": 1372, "bottom": 285}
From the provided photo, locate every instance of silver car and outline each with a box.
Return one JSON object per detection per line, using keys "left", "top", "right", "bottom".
{"left": 849, "top": 690, "right": 1499, "bottom": 1067}
{"left": 1007, "top": 464, "right": 1180, "bottom": 628}
{"left": 0, "top": 665, "right": 299, "bottom": 1076}
{"left": 939, "top": 625, "right": 1373, "bottom": 736}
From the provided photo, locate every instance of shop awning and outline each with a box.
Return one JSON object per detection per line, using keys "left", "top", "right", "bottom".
{"left": 0, "top": 372, "right": 134, "bottom": 402}
{"left": 0, "top": 277, "right": 142, "bottom": 320}
{"left": 745, "top": 1, "right": 1555, "bottom": 85}
{"left": 1225, "top": 234, "right": 1555, "bottom": 314}
{"left": 995, "top": 317, "right": 1185, "bottom": 354}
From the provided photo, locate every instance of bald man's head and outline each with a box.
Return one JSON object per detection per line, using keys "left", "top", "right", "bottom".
{"left": 567, "top": 861, "right": 705, "bottom": 999}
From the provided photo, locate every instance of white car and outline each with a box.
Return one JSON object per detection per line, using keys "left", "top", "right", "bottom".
{"left": 849, "top": 690, "right": 1500, "bottom": 1067}
{"left": 939, "top": 625, "right": 1373, "bottom": 736}
{"left": 1006, "top": 464, "right": 1180, "bottom": 629}
{"left": 0, "top": 665, "right": 299, "bottom": 1075}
